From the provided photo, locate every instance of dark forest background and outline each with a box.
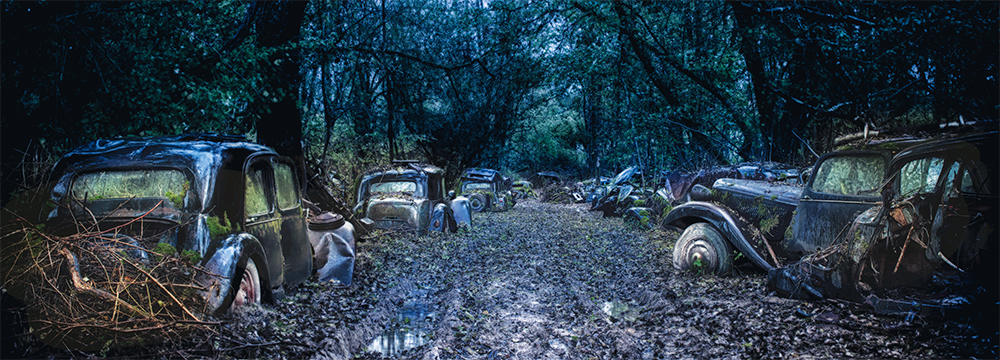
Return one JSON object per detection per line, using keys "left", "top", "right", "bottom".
{"left": 2, "top": 0, "right": 997, "bottom": 203}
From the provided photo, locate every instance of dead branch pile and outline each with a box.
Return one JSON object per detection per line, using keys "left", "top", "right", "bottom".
{"left": 1, "top": 208, "right": 218, "bottom": 352}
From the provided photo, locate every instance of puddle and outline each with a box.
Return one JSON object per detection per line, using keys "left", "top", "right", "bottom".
{"left": 601, "top": 300, "right": 640, "bottom": 322}
{"left": 367, "top": 287, "right": 437, "bottom": 357}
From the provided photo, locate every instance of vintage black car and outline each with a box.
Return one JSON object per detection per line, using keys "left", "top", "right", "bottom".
{"left": 354, "top": 161, "right": 472, "bottom": 233}
{"left": 40, "top": 134, "right": 344, "bottom": 315}
{"left": 459, "top": 168, "right": 515, "bottom": 212}
{"left": 768, "top": 132, "right": 998, "bottom": 311}
{"left": 664, "top": 131, "right": 997, "bottom": 284}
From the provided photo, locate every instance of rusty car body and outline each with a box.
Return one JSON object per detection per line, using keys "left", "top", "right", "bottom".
{"left": 665, "top": 139, "right": 934, "bottom": 275}
{"left": 459, "top": 168, "right": 515, "bottom": 212}
{"left": 767, "top": 132, "right": 998, "bottom": 315}
{"left": 353, "top": 161, "right": 472, "bottom": 233}
{"left": 572, "top": 177, "right": 611, "bottom": 204}
{"left": 39, "top": 134, "right": 356, "bottom": 315}
{"left": 511, "top": 180, "right": 535, "bottom": 199}
{"left": 663, "top": 130, "right": 998, "bottom": 313}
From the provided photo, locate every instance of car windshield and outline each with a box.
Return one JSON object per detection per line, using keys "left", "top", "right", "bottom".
{"left": 463, "top": 182, "right": 491, "bottom": 192}
{"left": 370, "top": 181, "right": 417, "bottom": 195}
{"left": 72, "top": 170, "right": 188, "bottom": 202}
{"left": 810, "top": 154, "right": 885, "bottom": 196}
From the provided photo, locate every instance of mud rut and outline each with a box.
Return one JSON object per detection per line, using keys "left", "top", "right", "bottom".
{"left": 214, "top": 200, "right": 988, "bottom": 360}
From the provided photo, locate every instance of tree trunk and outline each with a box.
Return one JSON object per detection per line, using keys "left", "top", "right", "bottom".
{"left": 252, "top": 0, "right": 307, "bottom": 158}
{"left": 731, "top": 2, "right": 771, "bottom": 162}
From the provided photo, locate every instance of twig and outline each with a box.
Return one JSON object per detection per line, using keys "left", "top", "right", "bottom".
{"left": 65, "top": 199, "right": 164, "bottom": 241}
{"left": 57, "top": 247, "right": 155, "bottom": 319}
{"left": 117, "top": 254, "right": 203, "bottom": 322}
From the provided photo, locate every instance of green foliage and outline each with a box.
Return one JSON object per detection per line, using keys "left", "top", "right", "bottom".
{"left": 692, "top": 256, "right": 705, "bottom": 273}
{"left": 760, "top": 216, "right": 780, "bottom": 234}
{"left": 163, "top": 181, "right": 189, "bottom": 209}
{"left": 785, "top": 211, "right": 796, "bottom": 240}
{"left": 153, "top": 242, "right": 177, "bottom": 262}
{"left": 4, "top": 0, "right": 994, "bottom": 194}
{"left": 3, "top": 1, "right": 267, "bottom": 158}
{"left": 180, "top": 249, "right": 202, "bottom": 265}
{"left": 206, "top": 216, "right": 232, "bottom": 239}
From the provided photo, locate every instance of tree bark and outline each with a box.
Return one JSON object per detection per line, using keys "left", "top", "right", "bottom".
{"left": 730, "top": 2, "right": 772, "bottom": 161}
{"left": 251, "top": 0, "right": 307, "bottom": 158}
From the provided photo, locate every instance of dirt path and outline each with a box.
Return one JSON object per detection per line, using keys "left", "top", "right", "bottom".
{"left": 185, "top": 200, "right": 994, "bottom": 359}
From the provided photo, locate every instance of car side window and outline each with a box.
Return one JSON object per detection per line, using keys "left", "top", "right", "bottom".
{"left": 273, "top": 162, "right": 299, "bottom": 210}
{"left": 245, "top": 167, "right": 270, "bottom": 216}
{"left": 898, "top": 157, "right": 944, "bottom": 198}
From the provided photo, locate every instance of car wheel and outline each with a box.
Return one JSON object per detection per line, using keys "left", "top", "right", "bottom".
{"left": 673, "top": 223, "right": 733, "bottom": 275}
{"left": 469, "top": 193, "right": 487, "bottom": 212}
{"left": 231, "top": 257, "right": 261, "bottom": 311}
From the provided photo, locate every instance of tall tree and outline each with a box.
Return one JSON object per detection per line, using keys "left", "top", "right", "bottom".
{"left": 224, "top": 1, "right": 308, "bottom": 158}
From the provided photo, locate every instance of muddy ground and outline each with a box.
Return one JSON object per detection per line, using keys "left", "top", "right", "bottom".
{"left": 27, "top": 199, "right": 998, "bottom": 359}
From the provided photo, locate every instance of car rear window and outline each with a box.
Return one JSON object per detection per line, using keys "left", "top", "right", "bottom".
{"left": 810, "top": 154, "right": 886, "bottom": 196}
{"left": 72, "top": 170, "right": 187, "bottom": 202}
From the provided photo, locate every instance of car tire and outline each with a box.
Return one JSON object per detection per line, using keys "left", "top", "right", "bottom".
{"left": 469, "top": 193, "right": 487, "bottom": 212}
{"left": 673, "top": 223, "right": 733, "bottom": 275}
{"left": 231, "top": 257, "right": 261, "bottom": 312}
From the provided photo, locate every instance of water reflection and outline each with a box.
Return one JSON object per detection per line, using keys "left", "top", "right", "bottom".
{"left": 601, "top": 300, "right": 639, "bottom": 322}
{"left": 367, "top": 287, "right": 435, "bottom": 357}
{"left": 368, "top": 327, "right": 428, "bottom": 357}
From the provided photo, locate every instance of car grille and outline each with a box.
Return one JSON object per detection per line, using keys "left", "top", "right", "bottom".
{"left": 375, "top": 219, "right": 411, "bottom": 229}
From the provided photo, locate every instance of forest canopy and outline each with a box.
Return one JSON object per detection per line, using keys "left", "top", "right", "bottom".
{"left": 2, "top": 0, "right": 997, "bottom": 203}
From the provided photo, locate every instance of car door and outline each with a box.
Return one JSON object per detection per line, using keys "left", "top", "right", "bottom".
{"left": 244, "top": 157, "right": 286, "bottom": 290}
{"left": 271, "top": 159, "right": 312, "bottom": 286}
{"left": 790, "top": 151, "right": 888, "bottom": 257}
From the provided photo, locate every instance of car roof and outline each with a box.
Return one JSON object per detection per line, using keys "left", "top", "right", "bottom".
{"left": 361, "top": 163, "right": 444, "bottom": 178}
{"left": 51, "top": 134, "right": 275, "bottom": 177}
{"left": 889, "top": 131, "right": 998, "bottom": 168}
{"left": 49, "top": 134, "right": 278, "bottom": 212}
{"left": 461, "top": 168, "right": 502, "bottom": 182}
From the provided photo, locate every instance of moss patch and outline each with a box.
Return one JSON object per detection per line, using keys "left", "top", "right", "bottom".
{"left": 206, "top": 215, "right": 232, "bottom": 239}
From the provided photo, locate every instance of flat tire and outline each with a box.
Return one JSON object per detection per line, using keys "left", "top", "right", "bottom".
{"left": 673, "top": 223, "right": 733, "bottom": 275}
{"left": 231, "top": 257, "right": 261, "bottom": 312}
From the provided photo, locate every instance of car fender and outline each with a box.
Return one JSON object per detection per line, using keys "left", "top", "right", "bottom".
{"left": 662, "top": 201, "right": 773, "bottom": 271}
{"left": 429, "top": 203, "right": 450, "bottom": 232}
{"left": 197, "top": 233, "right": 271, "bottom": 315}
{"left": 450, "top": 196, "right": 472, "bottom": 227}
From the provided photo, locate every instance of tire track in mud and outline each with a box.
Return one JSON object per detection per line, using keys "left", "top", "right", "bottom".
{"left": 381, "top": 200, "right": 679, "bottom": 359}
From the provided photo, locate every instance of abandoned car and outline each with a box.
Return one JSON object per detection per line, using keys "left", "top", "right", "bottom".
{"left": 511, "top": 180, "right": 535, "bottom": 199}
{"left": 663, "top": 131, "right": 997, "bottom": 312}
{"left": 459, "top": 168, "right": 515, "bottom": 212}
{"left": 353, "top": 161, "right": 472, "bottom": 233}
{"left": 572, "top": 176, "right": 611, "bottom": 204}
{"left": 37, "top": 134, "right": 357, "bottom": 317}
{"left": 767, "top": 132, "right": 998, "bottom": 314}
{"left": 590, "top": 166, "right": 653, "bottom": 217}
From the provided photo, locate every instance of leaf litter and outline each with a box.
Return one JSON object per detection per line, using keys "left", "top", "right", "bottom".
{"left": 21, "top": 199, "right": 996, "bottom": 359}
